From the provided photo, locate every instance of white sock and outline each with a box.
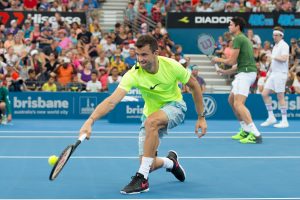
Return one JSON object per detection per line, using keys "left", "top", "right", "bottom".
{"left": 243, "top": 123, "right": 252, "bottom": 133}
{"left": 280, "top": 105, "right": 288, "bottom": 122}
{"left": 138, "top": 157, "right": 154, "bottom": 179}
{"left": 160, "top": 157, "right": 174, "bottom": 169}
{"left": 265, "top": 104, "right": 275, "bottom": 118}
{"left": 240, "top": 121, "right": 246, "bottom": 130}
{"left": 248, "top": 122, "right": 261, "bottom": 137}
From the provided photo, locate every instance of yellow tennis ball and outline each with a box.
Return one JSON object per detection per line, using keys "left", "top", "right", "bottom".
{"left": 48, "top": 155, "right": 58, "bottom": 166}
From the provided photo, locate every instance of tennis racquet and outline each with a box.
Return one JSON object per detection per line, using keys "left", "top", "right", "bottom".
{"left": 49, "top": 134, "right": 87, "bottom": 181}
{"left": 197, "top": 33, "right": 220, "bottom": 72}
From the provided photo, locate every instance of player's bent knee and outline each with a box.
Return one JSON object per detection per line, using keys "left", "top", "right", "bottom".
{"left": 144, "top": 117, "right": 161, "bottom": 132}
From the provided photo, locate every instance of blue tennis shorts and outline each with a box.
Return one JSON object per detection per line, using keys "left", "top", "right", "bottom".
{"left": 138, "top": 100, "right": 187, "bottom": 156}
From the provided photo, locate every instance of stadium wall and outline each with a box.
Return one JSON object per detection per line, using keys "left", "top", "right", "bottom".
{"left": 166, "top": 12, "right": 300, "bottom": 54}
{"left": 9, "top": 92, "right": 300, "bottom": 121}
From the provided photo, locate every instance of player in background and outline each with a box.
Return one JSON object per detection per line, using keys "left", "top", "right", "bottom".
{"left": 260, "top": 26, "right": 290, "bottom": 128}
{"left": 212, "top": 16, "right": 262, "bottom": 144}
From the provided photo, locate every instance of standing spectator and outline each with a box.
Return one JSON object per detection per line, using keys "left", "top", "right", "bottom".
{"left": 0, "top": 79, "right": 12, "bottom": 124}
{"left": 86, "top": 70, "right": 102, "bottom": 92}
{"left": 125, "top": 1, "right": 135, "bottom": 24}
{"left": 261, "top": 26, "right": 290, "bottom": 128}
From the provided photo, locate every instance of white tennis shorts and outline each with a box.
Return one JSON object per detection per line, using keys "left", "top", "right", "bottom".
{"left": 264, "top": 72, "right": 288, "bottom": 93}
{"left": 231, "top": 72, "right": 257, "bottom": 97}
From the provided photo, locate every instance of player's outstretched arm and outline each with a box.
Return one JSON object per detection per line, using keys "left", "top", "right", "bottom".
{"left": 79, "top": 88, "right": 127, "bottom": 139}
{"left": 186, "top": 75, "right": 207, "bottom": 138}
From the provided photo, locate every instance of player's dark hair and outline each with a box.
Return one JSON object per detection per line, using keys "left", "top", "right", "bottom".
{"left": 135, "top": 35, "right": 158, "bottom": 53}
{"left": 273, "top": 26, "right": 284, "bottom": 33}
{"left": 231, "top": 17, "right": 246, "bottom": 32}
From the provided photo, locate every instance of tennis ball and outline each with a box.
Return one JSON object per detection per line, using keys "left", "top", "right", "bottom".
{"left": 48, "top": 155, "right": 58, "bottom": 166}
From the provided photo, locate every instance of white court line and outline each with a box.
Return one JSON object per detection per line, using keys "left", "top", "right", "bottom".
{"left": 0, "top": 131, "right": 300, "bottom": 134}
{"left": 0, "top": 136, "right": 299, "bottom": 139}
{"left": 0, "top": 198, "right": 300, "bottom": 200}
{"left": 1, "top": 156, "right": 300, "bottom": 159}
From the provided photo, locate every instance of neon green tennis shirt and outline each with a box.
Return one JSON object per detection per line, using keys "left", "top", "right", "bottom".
{"left": 119, "top": 56, "right": 191, "bottom": 117}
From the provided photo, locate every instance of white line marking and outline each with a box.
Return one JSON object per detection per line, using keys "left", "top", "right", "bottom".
{"left": 1, "top": 198, "right": 300, "bottom": 200}
{"left": 1, "top": 156, "right": 300, "bottom": 159}
{"left": 0, "top": 131, "right": 300, "bottom": 134}
{"left": 0, "top": 136, "right": 299, "bottom": 139}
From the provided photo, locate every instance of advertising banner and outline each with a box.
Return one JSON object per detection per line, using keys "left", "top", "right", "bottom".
{"left": 0, "top": 11, "right": 86, "bottom": 27}
{"left": 10, "top": 92, "right": 108, "bottom": 119}
{"left": 167, "top": 12, "right": 300, "bottom": 28}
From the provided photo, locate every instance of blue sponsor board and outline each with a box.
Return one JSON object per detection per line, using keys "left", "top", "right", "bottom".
{"left": 108, "top": 94, "right": 300, "bottom": 123}
{"left": 10, "top": 92, "right": 109, "bottom": 119}
{"left": 9, "top": 92, "right": 300, "bottom": 121}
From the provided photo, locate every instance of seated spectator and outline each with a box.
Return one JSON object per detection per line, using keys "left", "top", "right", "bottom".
{"left": 125, "top": 47, "right": 137, "bottom": 69}
{"left": 110, "top": 53, "right": 127, "bottom": 75}
{"left": 25, "top": 69, "right": 40, "bottom": 91}
{"left": 121, "top": 40, "right": 131, "bottom": 59}
{"left": 293, "top": 71, "right": 300, "bottom": 94}
{"left": 66, "top": 74, "right": 84, "bottom": 92}
{"left": 192, "top": 66, "right": 206, "bottom": 92}
{"left": 78, "top": 60, "right": 92, "bottom": 84}
{"left": 108, "top": 67, "right": 122, "bottom": 84}
{"left": 98, "top": 67, "right": 108, "bottom": 91}
{"left": 42, "top": 76, "right": 57, "bottom": 92}
{"left": 54, "top": 57, "right": 75, "bottom": 87}
{"left": 95, "top": 50, "right": 110, "bottom": 71}
{"left": 45, "top": 53, "right": 59, "bottom": 75}
{"left": 86, "top": 70, "right": 102, "bottom": 92}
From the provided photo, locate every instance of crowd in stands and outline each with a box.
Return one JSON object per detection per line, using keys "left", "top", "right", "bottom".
{"left": 0, "top": 1, "right": 204, "bottom": 94}
{"left": 214, "top": 28, "right": 300, "bottom": 94}
{"left": 125, "top": 0, "right": 300, "bottom": 26}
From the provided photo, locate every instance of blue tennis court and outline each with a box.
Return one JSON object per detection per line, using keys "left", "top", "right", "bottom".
{"left": 1, "top": 119, "right": 300, "bottom": 199}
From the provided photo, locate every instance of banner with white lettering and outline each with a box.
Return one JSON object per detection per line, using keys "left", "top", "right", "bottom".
{"left": 167, "top": 12, "right": 300, "bottom": 28}
{"left": 0, "top": 11, "right": 86, "bottom": 27}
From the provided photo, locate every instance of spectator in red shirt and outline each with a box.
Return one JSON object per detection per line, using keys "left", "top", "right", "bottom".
{"left": 24, "top": 0, "right": 37, "bottom": 10}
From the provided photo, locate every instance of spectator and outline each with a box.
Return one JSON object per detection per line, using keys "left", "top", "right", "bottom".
{"left": 293, "top": 71, "right": 300, "bottom": 94}
{"left": 98, "top": 66, "right": 108, "bottom": 91}
{"left": 210, "top": 0, "right": 226, "bottom": 12}
{"left": 125, "top": 47, "right": 137, "bottom": 69}
{"left": 66, "top": 74, "right": 84, "bottom": 92}
{"left": 110, "top": 53, "right": 127, "bottom": 75}
{"left": 125, "top": 2, "right": 135, "bottom": 24}
{"left": 108, "top": 66, "right": 122, "bottom": 84}
{"left": 192, "top": 66, "right": 206, "bottom": 92}
{"left": 25, "top": 68, "right": 40, "bottom": 91}
{"left": 0, "top": 79, "right": 12, "bottom": 124}
{"left": 24, "top": 0, "right": 38, "bottom": 10}
{"left": 95, "top": 50, "right": 110, "bottom": 71}
{"left": 115, "top": 25, "right": 128, "bottom": 46}
{"left": 102, "top": 35, "right": 116, "bottom": 59}
{"left": 42, "top": 76, "right": 57, "bottom": 92}
{"left": 86, "top": 70, "right": 102, "bottom": 92}
{"left": 45, "top": 52, "right": 59, "bottom": 74}
{"left": 55, "top": 57, "right": 75, "bottom": 87}
{"left": 78, "top": 60, "right": 92, "bottom": 84}
{"left": 247, "top": 29, "right": 262, "bottom": 47}
{"left": 4, "top": 30, "right": 14, "bottom": 49}
{"left": 38, "top": 27, "right": 53, "bottom": 50}
{"left": 29, "top": 23, "right": 41, "bottom": 43}
{"left": 77, "top": 24, "right": 92, "bottom": 44}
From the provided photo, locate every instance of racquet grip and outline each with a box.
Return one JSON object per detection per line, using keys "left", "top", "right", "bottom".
{"left": 78, "top": 134, "right": 87, "bottom": 142}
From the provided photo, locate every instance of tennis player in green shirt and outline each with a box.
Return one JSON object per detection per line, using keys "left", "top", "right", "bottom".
{"left": 79, "top": 35, "right": 207, "bottom": 194}
{"left": 0, "top": 80, "right": 12, "bottom": 124}
{"left": 213, "top": 16, "right": 262, "bottom": 144}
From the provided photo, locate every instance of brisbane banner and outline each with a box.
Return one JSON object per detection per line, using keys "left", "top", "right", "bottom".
{"left": 0, "top": 11, "right": 86, "bottom": 27}
{"left": 167, "top": 12, "right": 300, "bottom": 28}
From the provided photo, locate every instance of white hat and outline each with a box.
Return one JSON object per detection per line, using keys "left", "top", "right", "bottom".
{"left": 63, "top": 57, "right": 71, "bottom": 63}
{"left": 179, "top": 58, "right": 187, "bottom": 64}
{"left": 10, "top": 19, "right": 17, "bottom": 26}
{"left": 30, "top": 49, "right": 39, "bottom": 56}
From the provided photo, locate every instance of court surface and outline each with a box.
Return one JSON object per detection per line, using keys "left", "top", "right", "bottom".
{"left": 0, "top": 119, "right": 300, "bottom": 199}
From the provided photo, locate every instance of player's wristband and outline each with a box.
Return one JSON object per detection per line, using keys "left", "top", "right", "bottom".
{"left": 198, "top": 111, "right": 206, "bottom": 118}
